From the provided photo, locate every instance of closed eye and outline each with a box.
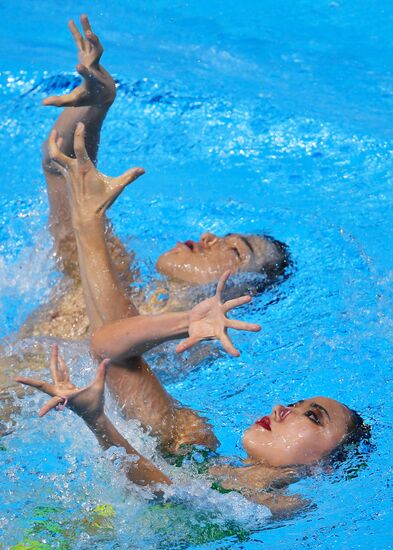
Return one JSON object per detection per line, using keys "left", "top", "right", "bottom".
{"left": 231, "top": 247, "right": 241, "bottom": 259}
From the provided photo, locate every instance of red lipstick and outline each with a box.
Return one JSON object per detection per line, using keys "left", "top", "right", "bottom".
{"left": 256, "top": 416, "right": 271, "bottom": 431}
{"left": 184, "top": 240, "right": 194, "bottom": 250}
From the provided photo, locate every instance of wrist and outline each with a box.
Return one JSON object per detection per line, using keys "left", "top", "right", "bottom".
{"left": 166, "top": 310, "right": 191, "bottom": 338}
{"left": 82, "top": 411, "right": 108, "bottom": 430}
{"left": 72, "top": 213, "right": 105, "bottom": 233}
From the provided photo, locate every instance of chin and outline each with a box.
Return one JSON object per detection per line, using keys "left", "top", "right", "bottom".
{"left": 156, "top": 254, "right": 172, "bottom": 276}
{"left": 156, "top": 257, "right": 221, "bottom": 285}
{"left": 156, "top": 258, "right": 197, "bottom": 285}
{"left": 241, "top": 429, "right": 263, "bottom": 459}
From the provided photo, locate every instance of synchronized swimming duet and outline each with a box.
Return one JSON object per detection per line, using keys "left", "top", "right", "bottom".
{"left": 14, "top": 15, "right": 369, "bottom": 518}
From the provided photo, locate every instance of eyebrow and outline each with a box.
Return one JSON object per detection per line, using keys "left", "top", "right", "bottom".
{"left": 225, "top": 233, "right": 255, "bottom": 255}
{"left": 240, "top": 236, "right": 254, "bottom": 255}
{"left": 310, "top": 402, "right": 331, "bottom": 420}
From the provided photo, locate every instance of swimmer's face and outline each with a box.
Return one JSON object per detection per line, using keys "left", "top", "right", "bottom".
{"left": 242, "top": 397, "right": 352, "bottom": 467}
{"left": 156, "top": 232, "right": 276, "bottom": 285}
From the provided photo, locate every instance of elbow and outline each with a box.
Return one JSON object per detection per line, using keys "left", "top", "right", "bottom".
{"left": 90, "top": 329, "right": 109, "bottom": 361}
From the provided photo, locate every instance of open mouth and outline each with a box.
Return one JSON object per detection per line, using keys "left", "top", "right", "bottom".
{"left": 255, "top": 416, "right": 271, "bottom": 431}
{"left": 184, "top": 240, "right": 195, "bottom": 251}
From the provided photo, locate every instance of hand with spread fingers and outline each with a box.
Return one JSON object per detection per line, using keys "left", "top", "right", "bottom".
{"left": 176, "top": 271, "right": 261, "bottom": 357}
{"left": 16, "top": 345, "right": 108, "bottom": 423}
{"left": 48, "top": 122, "right": 144, "bottom": 225}
{"left": 43, "top": 14, "right": 116, "bottom": 108}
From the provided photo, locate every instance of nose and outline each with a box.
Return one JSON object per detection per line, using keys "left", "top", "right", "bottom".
{"left": 272, "top": 404, "right": 292, "bottom": 422}
{"left": 200, "top": 232, "right": 219, "bottom": 249}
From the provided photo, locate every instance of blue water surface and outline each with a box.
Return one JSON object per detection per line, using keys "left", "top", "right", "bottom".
{"left": 1, "top": 1, "right": 393, "bottom": 548}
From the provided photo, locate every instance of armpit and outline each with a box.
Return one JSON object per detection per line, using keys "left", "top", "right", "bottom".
{"left": 168, "top": 407, "right": 219, "bottom": 454}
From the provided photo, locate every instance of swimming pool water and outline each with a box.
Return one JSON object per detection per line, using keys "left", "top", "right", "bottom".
{"left": 1, "top": 1, "right": 393, "bottom": 548}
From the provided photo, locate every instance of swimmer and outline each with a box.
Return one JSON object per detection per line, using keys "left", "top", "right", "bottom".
{"left": 0, "top": 14, "right": 287, "bottom": 436}
{"left": 17, "top": 129, "right": 368, "bottom": 515}
{"left": 21, "top": 14, "right": 289, "bottom": 341}
{"left": 17, "top": 303, "right": 368, "bottom": 515}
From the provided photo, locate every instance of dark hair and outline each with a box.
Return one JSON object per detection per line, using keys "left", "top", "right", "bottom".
{"left": 325, "top": 407, "right": 373, "bottom": 478}
{"left": 225, "top": 235, "right": 292, "bottom": 298}
{"left": 255, "top": 235, "right": 292, "bottom": 285}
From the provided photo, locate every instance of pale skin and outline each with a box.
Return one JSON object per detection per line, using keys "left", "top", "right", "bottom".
{"left": 17, "top": 124, "right": 354, "bottom": 515}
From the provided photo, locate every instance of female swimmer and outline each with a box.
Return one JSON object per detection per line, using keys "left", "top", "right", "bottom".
{"left": 21, "top": 14, "right": 288, "bottom": 341}
{"left": 17, "top": 294, "right": 366, "bottom": 515}
{"left": 17, "top": 127, "right": 367, "bottom": 514}
{"left": 0, "top": 15, "right": 287, "bottom": 435}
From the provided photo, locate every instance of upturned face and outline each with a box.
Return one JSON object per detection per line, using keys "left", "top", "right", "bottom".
{"left": 242, "top": 397, "right": 352, "bottom": 467}
{"left": 156, "top": 232, "right": 279, "bottom": 285}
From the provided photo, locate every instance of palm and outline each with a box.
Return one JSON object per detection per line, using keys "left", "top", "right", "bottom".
{"left": 48, "top": 123, "right": 144, "bottom": 220}
{"left": 16, "top": 345, "right": 107, "bottom": 422}
{"left": 176, "top": 271, "right": 261, "bottom": 357}
{"left": 68, "top": 161, "right": 124, "bottom": 217}
{"left": 188, "top": 296, "right": 226, "bottom": 339}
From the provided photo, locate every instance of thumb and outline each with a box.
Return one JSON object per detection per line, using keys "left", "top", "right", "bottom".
{"left": 115, "top": 167, "right": 145, "bottom": 188}
{"left": 76, "top": 63, "right": 92, "bottom": 80}
{"left": 42, "top": 95, "right": 68, "bottom": 107}
{"left": 93, "top": 358, "right": 110, "bottom": 388}
{"left": 38, "top": 396, "right": 65, "bottom": 417}
{"left": 175, "top": 336, "right": 198, "bottom": 354}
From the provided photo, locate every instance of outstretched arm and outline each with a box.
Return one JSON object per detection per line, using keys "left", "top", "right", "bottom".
{"left": 48, "top": 124, "right": 181, "bottom": 448}
{"left": 16, "top": 346, "right": 171, "bottom": 491}
{"left": 91, "top": 271, "right": 260, "bottom": 362}
{"left": 42, "top": 15, "right": 117, "bottom": 277}
{"left": 48, "top": 126, "right": 260, "bottom": 452}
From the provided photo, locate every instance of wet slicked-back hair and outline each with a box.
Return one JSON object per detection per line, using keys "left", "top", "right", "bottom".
{"left": 328, "top": 407, "right": 372, "bottom": 467}
{"left": 245, "top": 234, "right": 292, "bottom": 296}
{"left": 260, "top": 235, "right": 291, "bottom": 280}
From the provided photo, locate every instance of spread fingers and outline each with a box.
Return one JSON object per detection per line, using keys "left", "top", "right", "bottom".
{"left": 226, "top": 319, "right": 261, "bottom": 332}
{"left": 223, "top": 295, "right": 251, "bottom": 313}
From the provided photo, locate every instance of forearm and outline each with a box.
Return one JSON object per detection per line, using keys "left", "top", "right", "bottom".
{"left": 91, "top": 310, "right": 189, "bottom": 361}
{"left": 86, "top": 412, "right": 171, "bottom": 488}
{"left": 43, "top": 104, "right": 112, "bottom": 265}
{"left": 43, "top": 104, "right": 111, "bottom": 170}
{"left": 73, "top": 216, "right": 138, "bottom": 330}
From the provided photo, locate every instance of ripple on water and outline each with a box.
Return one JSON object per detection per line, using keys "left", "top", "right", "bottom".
{"left": 0, "top": 66, "right": 392, "bottom": 548}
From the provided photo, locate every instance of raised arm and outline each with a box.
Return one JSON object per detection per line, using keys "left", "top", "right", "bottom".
{"left": 47, "top": 125, "right": 186, "bottom": 449}
{"left": 16, "top": 346, "right": 171, "bottom": 491}
{"left": 48, "top": 125, "right": 259, "bottom": 453}
{"left": 48, "top": 122, "right": 143, "bottom": 325}
{"left": 42, "top": 15, "right": 117, "bottom": 277}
